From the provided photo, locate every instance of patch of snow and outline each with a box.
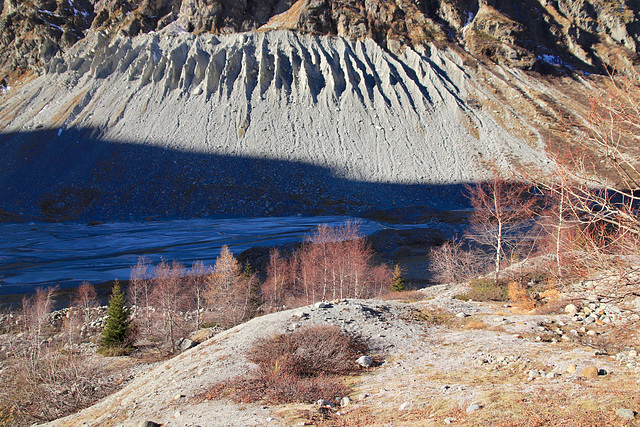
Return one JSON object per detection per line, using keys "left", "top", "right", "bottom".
{"left": 538, "top": 54, "right": 563, "bottom": 66}
{"left": 462, "top": 11, "right": 475, "bottom": 37}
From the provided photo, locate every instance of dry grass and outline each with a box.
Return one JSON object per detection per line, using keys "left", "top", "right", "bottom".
{"left": 380, "top": 290, "right": 425, "bottom": 303}
{"left": 202, "top": 325, "right": 367, "bottom": 405}
{"left": 410, "top": 307, "right": 453, "bottom": 326}
{"left": 456, "top": 278, "right": 510, "bottom": 302}
{"left": 317, "top": 371, "right": 640, "bottom": 426}
{"left": 468, "top": 386, "right": 639, "bottom": 427}
{"left": 462, "top": 319, "right": 488, "bottom": 330}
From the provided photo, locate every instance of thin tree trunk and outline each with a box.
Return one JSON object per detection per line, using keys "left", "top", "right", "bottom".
{"left": 556, "top": 187, "right": 565, "bottom": 278}
{"left": 495, "top": 219, "right": 503, "bottom": 284}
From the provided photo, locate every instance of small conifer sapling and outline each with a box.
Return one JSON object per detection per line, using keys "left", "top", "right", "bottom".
{"left": 390, "top": 264, "right": 406, "bottom": 292}
{"left": 99, "top": 281, "right": 133, "bottom": 355}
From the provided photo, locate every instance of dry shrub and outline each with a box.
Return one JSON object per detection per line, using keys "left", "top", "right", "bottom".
{"left": 508, "top": 281, "right": 537, "bottom": 311}
{"left": 429, "top": 239, "right": 484, "bottom": 284}
{"left": 411, "top": 307, "right": 453, "bottom": 326}
{"left": 0, "top": 347, "right": 117, "bottom": 426}
{"left": 378, "top": 290, "right": 424, "bottom": 302}
{"left": 463, "top": 319, "right": 488, "bottom": 330}
{"left": 539, "top": 286, "right": 560, "bottom": 302}
{"left": 533, "top": 286, "right": 567, "bottom": 314}
{"left": 203, "top": 325, "right": 366, "bottom": 405}
{"left": 456, "top": 278, "right": 510, "bottom": 302}
{"left": 533, "top": 297, "right": 569, "bottom": 315}
{"left": 249, "top": 325, "right": 367, "bottom": 377}
{"left": 210, "top": 371, "right": 348, "bottom": 405}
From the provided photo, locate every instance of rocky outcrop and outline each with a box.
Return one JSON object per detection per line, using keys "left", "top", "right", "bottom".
{"left": 1, "top": 0, "right": 639, "bottom": 76}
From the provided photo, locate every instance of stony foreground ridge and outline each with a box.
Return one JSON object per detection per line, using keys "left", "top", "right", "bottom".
{"left": 0, "top": 30, "right": 550, "bottom": 221}
{"left": 40, "top": 291, "right": 640, "bottom": 426}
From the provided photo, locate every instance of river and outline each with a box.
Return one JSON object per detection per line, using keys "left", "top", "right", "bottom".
{"left": 0, "top": 216, "right": 393, "bottom": 298}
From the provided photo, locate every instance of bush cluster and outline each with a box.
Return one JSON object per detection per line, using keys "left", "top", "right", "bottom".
{"left": 204, "top": 325, "right": 366, "bottom": 405}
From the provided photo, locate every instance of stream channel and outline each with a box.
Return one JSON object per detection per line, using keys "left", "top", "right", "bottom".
{"left": 0, "top": 216, "right": 396, "bottom": 301}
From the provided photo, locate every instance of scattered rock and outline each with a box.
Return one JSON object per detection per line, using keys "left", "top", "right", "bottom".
{"left": 580, "top": 366, "right": 599, "bottom": 378}
{"left": 316, "top": 399, "right": 335, "bottom": 408}
{"left": 444, "top": 417, "right": 457, "bottom": 424}
{"left": 399, "top": 401, "right": 412, "bottom": 410}
{"left": 357, "top": 355, "right": 373, "bottom": 368}
{"left": 566, "top": 364, "right": 577, "bottom": 373}
{"left": 466, "top": 403, "right": 481, "bottom": 413}
{"left": 340, "top": 396, "right": 351, "bottom": 407}
{"left": 455, "top": 312, "right": 469, "bottom": 318}
{"left": 314, "top": 302, "right": 330, "bottom": 309}
{"left": 177, "top": 338, "right": 198, "bottom": 352}
{"left": 616, "top": 408, "right": 636, "bottom": 419}
{"left": 138, "top": 422, "right": 161, "bottom": 427}
{"left": 564, "top": 304, "right": 578, "bottom": 315}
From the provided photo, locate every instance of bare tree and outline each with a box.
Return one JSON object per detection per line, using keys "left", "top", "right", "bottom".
{"left": 128, "top": 257, "right": 153, "bottom": 336}
{"left": 262, "top": 248, "right": 287, "bottom": 312}
{"left": 311, "top": 225, "right": 333, "bottom": 301}
{"left": 266, "top": 222, "right": 390, "bottom": 305}
{"left": 429, "top": 238, "right": 484, "bottom": 284}
{"left": 298, "top": 241, "right": 319, "bottom": 305}
{"left": 22, "top": 287, "right": 56, "bottom": 360}
{"left": 534, "top": 75, "right": 640, "bottom": 284}
{"left": 73, "top": 282, "right": 97, "bottom": 325}
{"left": 150, "top": 260, "right": 188, "bottom": 353}
{"left": 238, "top": 262, "right": 260, "bottom": 322}
{"left": 465, "top": 176, "right": 536, "bottom": 283}
{"left": 185, "top": 260, "right": 209, "bottom": 330}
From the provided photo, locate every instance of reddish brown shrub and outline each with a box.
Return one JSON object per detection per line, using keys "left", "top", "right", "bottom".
{"left": 249, "top": 325, "right": 367, "bottom": 377}
{"left": 203, "top": 325, "right": 366, "bottom": 405}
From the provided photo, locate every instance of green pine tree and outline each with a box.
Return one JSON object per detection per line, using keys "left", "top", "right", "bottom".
{"left": 390, "top": 264, "right": 406, "bottom": 292}
{"left": 99, "top": 281, "right": 134, "bottom": 356}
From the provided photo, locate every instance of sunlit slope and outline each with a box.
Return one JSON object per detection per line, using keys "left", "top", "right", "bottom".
{"left": 0, "top": 30, "right": 550, "bottom": 220}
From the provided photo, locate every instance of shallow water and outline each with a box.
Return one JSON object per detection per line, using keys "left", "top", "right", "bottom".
{"left": 0, "top": 216, "right": 390, "bottom": 296}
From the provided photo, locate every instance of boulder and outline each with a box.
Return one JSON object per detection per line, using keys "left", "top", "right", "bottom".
{"left": 564, "top": 304, "right": 578, "bottom": 314}
{"left": 616, "top": 408, "right": 636, "bottom": 419}
{"left": 177, "top": 338, "right": 198, "bottom": 352}
{"left": 357, "top": 355, "right": 373, "bottom": 368}
{"left": 580, "top": 366, "right": 599, "bottom": 378}
{"left": 466, "top": 402, "right": 481, "bottom": 413}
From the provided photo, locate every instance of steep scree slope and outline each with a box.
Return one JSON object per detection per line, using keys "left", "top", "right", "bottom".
{"left": 0, "top": 30, "right": 550, "bottom": 221}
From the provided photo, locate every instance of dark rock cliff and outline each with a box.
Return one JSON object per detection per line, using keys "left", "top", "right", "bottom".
{"left": 1, "top": 0, "right": 638, "bottom": 76}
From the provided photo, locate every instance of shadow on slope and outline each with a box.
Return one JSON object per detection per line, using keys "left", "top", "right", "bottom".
{"left": 0, "top": 127, "right": 472, "bottom": 223}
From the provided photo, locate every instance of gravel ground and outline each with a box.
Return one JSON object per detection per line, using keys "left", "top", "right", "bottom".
{"left": 42, "top": 289, "right": 640, "bottom": 426}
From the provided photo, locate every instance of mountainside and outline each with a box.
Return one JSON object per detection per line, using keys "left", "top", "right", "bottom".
{"left": 1, "top": 0, "right": 639, "bottom": 76}
{"left": 0, "top": 29, "right": 553, "bottom": 221}
{"left": 0, "top": 0, "right": 638, "bottom": 221}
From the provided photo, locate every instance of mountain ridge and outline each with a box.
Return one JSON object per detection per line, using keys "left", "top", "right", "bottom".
{"left": 1, "top": 0, "right": 639, "bottom": 77}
